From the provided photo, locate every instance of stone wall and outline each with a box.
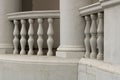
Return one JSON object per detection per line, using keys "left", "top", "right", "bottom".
{"left": 0, "top": 55, "right": 78, "bottom": 80}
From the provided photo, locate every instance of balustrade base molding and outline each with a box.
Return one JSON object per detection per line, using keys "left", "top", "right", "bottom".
{"left": 0, "top": 44, "right": 13, "bottom": 54}
{"left": 56, "top": 45, "right": 85, "bottom": 58}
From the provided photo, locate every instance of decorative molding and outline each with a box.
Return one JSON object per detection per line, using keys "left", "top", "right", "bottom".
{"left": 0, "top": 44, "right": 13, "bottom": 54}
{"left": 0, "top": 44, "right": 13, "bottom": 49}
{"left": 57, "top": 45, "right": 85, "bottom": 52}
{"left": 0, "top": 55, "right": 79, "bottom": 64}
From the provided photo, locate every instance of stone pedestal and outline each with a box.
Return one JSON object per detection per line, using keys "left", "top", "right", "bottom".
{"left": 104, "top": 0, "right": 120, "bottom": 64}
{"left": 0, "top": 0, "right": 21, "bottom": 54}
{"left": 56, "top": 0, "right": 92, "bottom": 58}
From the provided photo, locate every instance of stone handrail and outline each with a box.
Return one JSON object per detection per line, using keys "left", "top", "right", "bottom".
{"left": 79, "top": 2, "right": 103, "bottom": 16}
{"left": 7, "top": 10, "right": 60, "bottom": 56}
{"left": 7, "top": 10, "right": 60, "bottom": 20}
{"left": 79, "top": 2, "right": 104, "bottom": 60}
{"left": 79, "top": 0, "right": 120, "bottom": 16}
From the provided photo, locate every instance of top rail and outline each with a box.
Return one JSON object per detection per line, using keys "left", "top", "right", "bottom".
{"left": 7, "top": 10, "right": 60, "bottom": 20}
{"left": 79, "top": 2, "right": 103, "bottom": 16}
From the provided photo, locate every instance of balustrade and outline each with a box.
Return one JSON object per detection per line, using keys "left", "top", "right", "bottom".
{"left": 83, "top": 13, "right": 104, "bottom": 60}
{"left": 8, "top": 11, "right": 60, "bottom": 56}
{"left": 79, "top": 2, "right": 104, "bottom": 60}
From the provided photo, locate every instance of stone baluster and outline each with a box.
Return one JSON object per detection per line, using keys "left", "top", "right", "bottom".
{"left": 84, "top": 16, "right": 91, "bottom": 58}
{"left": 90, "top": 14, "right": 97, "bottom": 59}
{"left": 47, "top": 18, "right": 54, "bottom": 56}
{"left": 20, "top": 19, "right": 26, "bottom": 55}
{"left": 97, "top": 12, "right": 104, "bottom": 60}
{"left": 37, "top": 18, "right": 44, "bottom": 56}
{"left": 13, "top": 20, "right": 19, "bottom": 55}
{"left": 28, "top": 19, "right": 34, "bottom": 55}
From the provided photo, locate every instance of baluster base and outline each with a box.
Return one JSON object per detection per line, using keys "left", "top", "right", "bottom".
{"left": 97, "top": 53, "right": 103, "bottom": 60}
{"left": 28, "top": 50, "right": 34, "bottom": 55}
{"left": 85, "top": 52, "right": 90, "bottom": 58}
{"left": 90, "top": 53, "right": 97, "bottom": 59}
{"left": 37, "top": 50, "right": 43, "bottom": 56}
{"left": 47, "top": 51, "right": 54, "bottom": 56}
{"left": 56, "top": 45, "right": 85, "bottom": 58}
{"left": 20, "top": 50, "right": 26, "bottom": 55}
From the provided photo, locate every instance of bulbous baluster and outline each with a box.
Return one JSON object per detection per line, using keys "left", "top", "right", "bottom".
{"left": 97, "top": 12, "right": 104, "bottom": 60}
{"left": 13, "top": 20, "right": 19, "bottom": 55}
{"left": 90, "top": 14, "right": 97, "bottom": 59}
{"left": 84, "top": 15, "right": 91, "bottom": 58}
{"left": 28, "top": 19, "right": 34, "bottom": 55}
{"left": 47, "top": 18, "right": 54, "bottom": 56}
{"left": 20, "top": 19, "right": 26, "bottom": 55}
{"left": 37, "top": 18, "right": 44, "bottom": 56}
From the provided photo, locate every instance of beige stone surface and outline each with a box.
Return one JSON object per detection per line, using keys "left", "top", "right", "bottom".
{"left": 92, "top": 0, "right": 99, "bottom": 3}
{"left": 0, "top": 55, "right": 79, "bottom": 80}
{"left": 78, "top": 58, "right": 120, "bottom": 80}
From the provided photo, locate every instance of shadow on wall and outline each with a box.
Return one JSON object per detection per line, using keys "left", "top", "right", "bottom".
{"left": 32, "top": 0, "right": 59, "bottom": 10}
{"left": 22, "top": 0, "right": 97, "bottom": 11}
{"left": 22, "top": 0, "right": 32, "bottom": 11}
{"left": 22, "top": 0, "right": 59, "bottom": 11}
